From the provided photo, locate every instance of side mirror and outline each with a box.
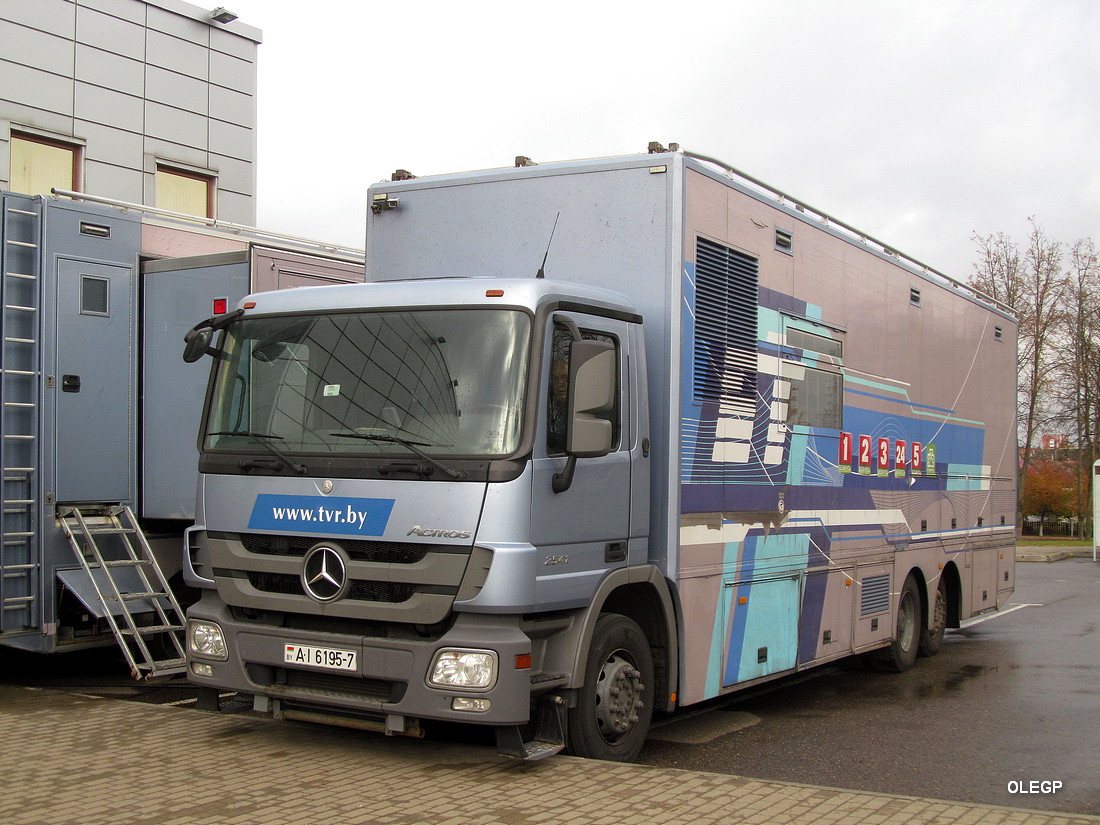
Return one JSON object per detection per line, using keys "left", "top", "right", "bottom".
{"left": 566, "top": 340, "right": 615, "bottom": 457}
{"left": 553, "top": 337, "right": 616, "bottom": 494}
{"left": 182, "top": 308, "right": 244, "bottom": 362}
{"left": 182, "top": 327, "right": 214, "bottom": 363}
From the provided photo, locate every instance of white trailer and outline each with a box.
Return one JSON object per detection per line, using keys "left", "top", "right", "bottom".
{"left": 0, "top": 191, "right": 362, "bottom": 677}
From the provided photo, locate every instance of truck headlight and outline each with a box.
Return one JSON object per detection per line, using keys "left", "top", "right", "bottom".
{"left": 187, "top": 620, "right": 228, "bottom": 661}
{"left": 428, "top": 649, "right": 497, "bottom": 690}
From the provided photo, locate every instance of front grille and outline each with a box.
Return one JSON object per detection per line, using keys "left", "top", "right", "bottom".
{"left": 213, "top": 531, "right": 469, "bottom": 625}
{"left": 240, "top": 533, "right": 434, "bottom": 564}
{"left": 350, "top": 579, "right": 416, "bottom": 602}
{"left": 248, "top": 572, "right": 303, "bottom": 596}
{"left": 247, "top": 572, "right": 417, "bottom": 603}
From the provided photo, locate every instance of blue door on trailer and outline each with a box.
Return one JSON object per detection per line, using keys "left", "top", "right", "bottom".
{"left": 54, "top": 259, "right": 134, "bottom": 503}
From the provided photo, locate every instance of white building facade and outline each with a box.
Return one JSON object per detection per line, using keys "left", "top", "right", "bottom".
{"left": 0, "top": 0, "right": 261, "bottom": 223}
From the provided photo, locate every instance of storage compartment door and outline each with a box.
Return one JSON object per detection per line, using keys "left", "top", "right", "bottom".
{"left": 971, "top": 547, "right": 998, "bottom": 613}
{"left": 722, "top": 574, "right": 800, "bottom": 686}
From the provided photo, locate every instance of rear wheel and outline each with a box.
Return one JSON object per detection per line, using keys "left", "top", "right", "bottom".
{"left": 868, "top": 575, "right": 920, "bottom": 672}
{"left": 567, "top": 613, "right": 654, "bottom": 762}
{"left": 918, "top": 577, "right": 947, "bottom": 657}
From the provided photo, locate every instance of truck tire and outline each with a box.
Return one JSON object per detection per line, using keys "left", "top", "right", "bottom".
{"left": 868, "top": 574, "right": 920, "bottom": 673}
{"left": 918, "top": 577, "right": 947, "bottom": 657}
{"left": 567, "top": 613, "right": 654, "bottom": 762}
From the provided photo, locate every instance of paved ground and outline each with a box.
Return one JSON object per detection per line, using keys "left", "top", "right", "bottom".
{"left": 637, "top": 553, "right": 1100, "bottom": 814}
{"left": 3, "top": 683, "right": 1098, "bottom": 825}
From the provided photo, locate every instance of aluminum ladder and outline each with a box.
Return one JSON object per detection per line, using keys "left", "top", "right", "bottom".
{"left": 58, "top": 504, "right": 187, "bottom": 679}
{"left": 0, "top": 194, "right": 42, "bottom": 633}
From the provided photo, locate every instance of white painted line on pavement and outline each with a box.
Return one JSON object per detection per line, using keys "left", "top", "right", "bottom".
{"left": 959, "top": 603, "right": 1040, "bottom": 628}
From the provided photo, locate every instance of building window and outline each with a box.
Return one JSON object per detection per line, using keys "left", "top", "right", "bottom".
{"left": 9, "top": 132, "right": 80, "bottom": 196}
{"left": 156, "top": 165, "right": 214, "bottom": 218}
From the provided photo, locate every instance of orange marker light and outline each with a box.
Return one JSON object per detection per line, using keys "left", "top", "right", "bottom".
{"left": 515, "top": 653, "right": 531, "bottom": 670}
{"left": 486, "top": 289, "right": 505, "bottom": 298}
{"left": 243, "top": 301, "right": 256, "bottom": 309}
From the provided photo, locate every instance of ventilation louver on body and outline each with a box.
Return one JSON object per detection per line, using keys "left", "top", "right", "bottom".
{"left": 860, "top": 574, "right": 891, "bottom": 616}
{"left": 693, "top": 238, "right": 759, "bottom": 410}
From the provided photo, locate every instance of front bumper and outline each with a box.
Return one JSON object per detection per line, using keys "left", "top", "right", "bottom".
{"left": 185, "top": 593, "right": 535, "bottom": 728}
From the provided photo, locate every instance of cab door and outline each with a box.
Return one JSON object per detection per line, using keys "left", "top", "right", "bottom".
{"left": 529, "top": 312, "right": 632, "bottom": 607}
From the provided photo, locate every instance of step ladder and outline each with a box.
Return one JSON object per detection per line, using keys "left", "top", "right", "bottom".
{"left": 0, "top": 194, "right": 42, "bottom": 634}
{"left": 58, "top": 504, "right": 187, "bottom": 679}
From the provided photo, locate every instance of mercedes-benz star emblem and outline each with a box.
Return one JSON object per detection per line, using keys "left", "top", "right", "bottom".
{"left": 301, "top": 545, "right": 348, "bottom": 602}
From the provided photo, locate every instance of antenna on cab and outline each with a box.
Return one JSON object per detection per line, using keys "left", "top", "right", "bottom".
{"left": 535, "top": 212, "right": 561, "bottom": 279}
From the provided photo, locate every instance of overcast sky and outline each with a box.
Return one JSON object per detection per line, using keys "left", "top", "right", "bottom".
{"left": 221, "top": 0, "right": 1099, "bottom": 281}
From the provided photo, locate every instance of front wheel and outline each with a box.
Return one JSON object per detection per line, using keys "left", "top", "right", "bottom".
{"left": 567, "top": 613, "right": 654, "bottom": 762}
{"left": 868, "top": 575, "right": 920, "bottom": 672}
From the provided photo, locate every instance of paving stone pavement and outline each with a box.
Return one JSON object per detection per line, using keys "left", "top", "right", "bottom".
{"left": 1, "top": 684, "right": 1097, "bottom": 825}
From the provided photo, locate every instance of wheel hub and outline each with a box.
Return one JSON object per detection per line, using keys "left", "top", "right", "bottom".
{"left": 594, "top": 653, "right": 646, "bottom": 742}
{"left": 898, "top": 592, "right": 917, "bottom": 649}
{"left": 934, "top": 588, "right": 947, "bottom": 628}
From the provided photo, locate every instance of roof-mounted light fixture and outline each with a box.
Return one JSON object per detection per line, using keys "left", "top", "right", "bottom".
{"left": 371, "top": 193, "right": 400, "bottom": 214}
{"left": 211, "top": 7, "right": 238, "bottom": 24}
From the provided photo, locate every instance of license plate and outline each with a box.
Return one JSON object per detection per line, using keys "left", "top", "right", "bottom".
{"left": 284, "top": 643, "right": 357, "bottom": 672}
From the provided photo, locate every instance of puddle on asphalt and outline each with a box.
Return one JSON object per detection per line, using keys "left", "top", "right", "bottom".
{"left": 914, "top": 664, "right": 997, "bottom": 700}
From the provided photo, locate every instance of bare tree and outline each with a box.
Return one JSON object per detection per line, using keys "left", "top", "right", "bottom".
{"left": 1051, "top": 238, "right": 1100, "bottom": 531}
{"left": 970, "top": 219, "right": 1065, "bottom": 511}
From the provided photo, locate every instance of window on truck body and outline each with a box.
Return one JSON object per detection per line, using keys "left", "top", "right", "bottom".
{"left": 781, "top": 316, "right": 845, "bottom": 430}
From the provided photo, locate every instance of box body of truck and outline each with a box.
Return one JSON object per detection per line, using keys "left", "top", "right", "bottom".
{"left": 183, "top": 150, "right": 1016, "bottom": 759}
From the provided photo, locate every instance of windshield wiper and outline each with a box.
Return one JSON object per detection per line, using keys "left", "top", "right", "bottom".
{"left": 330, "top": 432, "right": 467, "bottom": 480}
{"left": 208, "top": 430, "right": 307, "bottom": 475}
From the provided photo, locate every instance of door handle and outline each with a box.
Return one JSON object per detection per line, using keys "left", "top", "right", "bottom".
{"left": 62, "top": 374, "right": 81, "bottom": 393}
{"left": 605, "top": 541, "right": 627, "bottom": 563}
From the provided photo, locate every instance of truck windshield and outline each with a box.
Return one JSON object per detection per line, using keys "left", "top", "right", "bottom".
{"left": 203, "top": 309, "right": 530, "bottom": 458}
